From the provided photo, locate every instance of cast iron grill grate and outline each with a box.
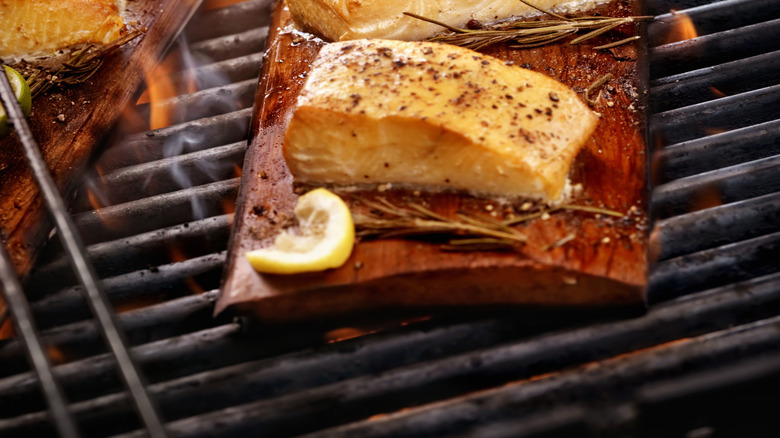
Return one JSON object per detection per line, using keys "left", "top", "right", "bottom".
{"left": 0, "top": 0, "right": 779, "bottom": 436}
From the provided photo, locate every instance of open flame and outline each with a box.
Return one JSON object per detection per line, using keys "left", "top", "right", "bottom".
{"left": 83, "top": 29, "right": 243, "bottom": 224}
{"left": 139, "top": 46, "right": 199, "bottom": 130}
{"left": 663, "top": 12, "right": 698, "bottom": 44}
{"left": 145, "top": 59, "right": 179, "bottom": 130}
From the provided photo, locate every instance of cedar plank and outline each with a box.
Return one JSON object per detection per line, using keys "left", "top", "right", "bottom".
{"left": 218, "top": 0, "right": 649, "bottom": 321}
{"left": 0, "top": 0, "right": 203, "bottom": 319}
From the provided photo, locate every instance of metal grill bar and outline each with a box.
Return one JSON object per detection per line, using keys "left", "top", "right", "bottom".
{"left": 29, "top": 214, "right": 232, "bottom": 294}
{"left": 656, "top": 119, "right": 780, "bottom": 180}
{"left": 81, "top": 141, "right": 246, "bottom": 207}
{"left": 0, "top": 1, "right": 265, "bottom": 435}
{"left": 0, "top": 241, "right": 77, "bottom": 437}
{"left": 303, "top": 313, "right": 780, "bottom": 438}
{"left": 2, "top": 0, "right": 779, "bottom": 436}
{"left": 649, "top": 50, "right": 780, "bottom": 112}
{"left": 646, "top": 0, "right": 740, "bottom": 15}
{"left": 159, "top": 52, "right": 264, "bottom": 92}
{"left": 650, "top": 231, "right": 780, "bottom": 302}
{"left": 185, "top": 0, "right": 273, "bottom": 42}
{"left": 110, "top": 275, "right": 780, "bottom": 437}
{"left": 135, "top": 80, "right": 256, "bottom": 123}
{"left": 74, "top": 178, "right": 239, "bottom": 244}
{"left": 649, "top": 18, "right": 780, "bottom": 78}
{"left": 653, "top": 191, "right": 780, "bottom": 260}
{"left": 11, "top": 269, "right": 780, "bottom": 436}
{"left": 190, "top": 28, "right": 269, "bottom": 62}
{"left": 0, "top": 64, "right": 165, "bottom": 436}
{"left": 653, "top": 154, "right": 780, "bottom": 217}
{"left": 0, "top": 324, "right": 246, "bottom": 436}
{"left": 651, "top": 84, "right": 780, "bottom": 145}
{"left": 28, "top": 252, "right": 225, "bottom": 330}
{"left": 0, "top": 292, "right": 219, "bottom": 416}
{"left": 96, "top": 108, "right": 251, "bottom": 171}
{"left": 648, "top": 0, "right": 780, "bottom": 44}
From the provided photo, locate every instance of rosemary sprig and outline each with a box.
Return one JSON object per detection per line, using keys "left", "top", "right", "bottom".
{"left": 403, "top": 0, "right": 652, "bottom": 51}
{"left": 353, "top": 199, "right": 527, "bottom": 250}
{"left": 353, "top": 198, "right": 625, "bottom": 252}
{"left": 19, "top": 28, "right": 144, "bottom": 98}
{"left": 503, "top": 203, "right": 624, "bottom": 226}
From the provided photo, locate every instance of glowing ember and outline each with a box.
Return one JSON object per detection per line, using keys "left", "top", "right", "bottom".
{"left": 167, "top": 245, "right": 206, "bottom": 294}
{"left": 709, "top": 86, "right": 727, "bottom": 99}
{"left": 0, "top": 317, "right": 14, "bottom": 340}
{"left": 324, "top": 315, "right": 433, "bottom": 343}
{"left": 47, "top": 345, "right": 67, "bottom": 365}
{"left": 325, "top": 327, "right": 374, "bottom": 343}
{"left": 690, "top": 184, "right": 723, "bottom": 212}
{"left": 222, "top": 198, "right": 236, "bottom": 215}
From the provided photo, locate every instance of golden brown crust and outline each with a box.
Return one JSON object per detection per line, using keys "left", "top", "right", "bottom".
{"left": 282, "top": 39, "right": 599, "bottom": 201}
{"left": 0, "top": 0, "right": 126, "bottom": 59}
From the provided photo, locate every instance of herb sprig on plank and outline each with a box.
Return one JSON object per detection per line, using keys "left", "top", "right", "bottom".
{"left": 404, "top": 0, "right": 652, "bottom": 51}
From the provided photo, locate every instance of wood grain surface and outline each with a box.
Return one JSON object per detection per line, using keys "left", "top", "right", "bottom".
{"left": 0, "top": 0, "right": 202, "bottom": 318}
{"left": 218, "top": 0, "right": 649, "bottom": 322}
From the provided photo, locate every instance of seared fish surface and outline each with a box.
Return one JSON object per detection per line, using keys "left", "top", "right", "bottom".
{"left": 288, "top": 0, "right": 606, "bottom": 41}
{"left": 0, "top": 0, "right": 126, "bottom": 59}
{"left": 283, "top": 40, "right": 598, "bottom": 201}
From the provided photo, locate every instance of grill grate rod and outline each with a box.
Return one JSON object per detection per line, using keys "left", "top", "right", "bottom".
{"left": 0, "top": 240, "right": 77, "bottom": 435}
{"left": 0, "top": 64, "right": 166, "bottom": 437}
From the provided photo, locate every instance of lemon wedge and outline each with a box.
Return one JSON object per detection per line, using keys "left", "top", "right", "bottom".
{"left": 0, "top": 66, "right": 32, "bottom": 139}
{"left": 246, "top": 188, "right": 355, "bottom": 274}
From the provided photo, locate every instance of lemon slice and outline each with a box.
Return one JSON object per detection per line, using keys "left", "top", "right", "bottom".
{"left": 0, "top": 65, "right": 32, "bottom": 138}
{"left": 246, "top": 188, "right": 355, "bottom": 274}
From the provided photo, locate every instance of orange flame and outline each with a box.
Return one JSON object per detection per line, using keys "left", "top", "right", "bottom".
{"left": 139, "top": 45, "right": 202, "bottom": 130}
{"left": 663, "top": 12, "right": 698, "bottom": 44}
{"left": 167, "top": 245, "right": 206, "bottom": 294}
{"left": 84, "top": 168, "right": 121, "bottom": 230}
{"left": 145, "top": 57, "right": 179, "bottom": 130}
{"left": 86, "top": 187, "right": 106, "bottom": 212}
{"left": 0, "top": 317, "right": 15, "bottom": 340}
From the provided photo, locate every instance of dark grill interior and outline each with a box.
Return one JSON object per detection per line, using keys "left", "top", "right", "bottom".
{"left": 1, "top": 0, "right": 779, "bottom": 436}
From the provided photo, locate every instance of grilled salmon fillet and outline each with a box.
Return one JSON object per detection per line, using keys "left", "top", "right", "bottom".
{"left": 288, "top": 0, "right": 606, "bottom": 41}
{"left": 283, "top": 39, "right": 599, "bottom": 201}
{"left": 0, "top": 0, "right": 126, "bottom": 59}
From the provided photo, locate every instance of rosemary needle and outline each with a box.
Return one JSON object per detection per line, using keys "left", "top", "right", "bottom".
{"left": 585, "top": 73, "right": 614, "bottom": 106}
